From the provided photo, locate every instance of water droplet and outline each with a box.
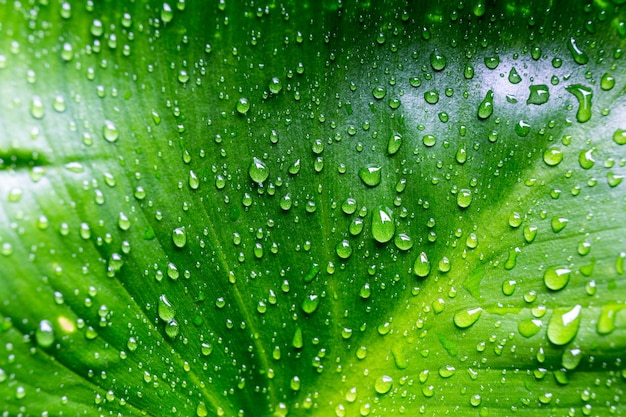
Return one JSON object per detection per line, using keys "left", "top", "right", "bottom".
{"left": 103, "top": 120, "right": 119, "bottom": 142}
{"left": 566, "top": 84, "right": 592, "bottom": 123}
{"left": 470, "top": 394, "right": 482, "bottom": 407}
{"left": 567, "top": 37, "right": 589, "bottom": 65}
{"left": 453, "top": 307, "right": 483, "bottom": 329}
{"left": 515, "top": 120, "right": 531, "bottom": 137}
{"left": 518, "top": 318, "right": 543, "bottom": 338}
{"left": 336, "top": 240, "right": 353, "bottom": 259}
{"left": 597, "top": 306, "right": 618, "bottom": 335}
{"left": 502, "top": 279, "right": 517, "bottom": 296}
{"left": 172, "top": 227, "right": 187, "bottom": 248}
{"left": 269, "top": 77, "right": 282, "bottom": 94}
{"left": 600, "top": 73, "right": 615, "bottom": 91}
{"left": 358, "top": 164, "right": 382, "bottom": 187}
{"left": 547, "top": 305, "right": 582, "bottom": 345}
{"left": 118, "top": 212, "right": 131, "bottom": 231}
{"left": 578, "top": 149, "right": 595, "bottom": 169}
{"left": 35, "top": 320, "right": 55, "bottom": 348}
{"left": 196, "top": 401, "right": 208, "bottom": 417}
{"left": 527, "top": 84, "right": 550, "bottom": 105}
{"left": 562, "top": 348, "right": 583, "bottom": 370}
{"left": 387, "top": 133, "right": 402, "bottom": 155}
{"left": 551, "top": 217, "right": 568, "bottom": 233}
{"left": 236, "top": 97, "right": 250, "bottom": 114}
{"left": 280, "top": 194, "right": 292, "bottom": 211}
{"left": 341, "top": 198, "right": 357, "bottom": 215}
{"left": 165, "top": 319, "right": 179, "bottom": 338}
{"left": 249, "top": 157, "right": 269, "bottom": 184}
{"left": 30, "top": 96, "right": 44, "bottom": 119}
{"left": 456, "top": 188, "right": 472, "bottom": 208}
{"left": 464, "top": 63, "right": 474, "bottom": 79}
{"left": 477, "top": 90, "right": 494, "bottom": 119}
{"left": 374, "top": 375, "right": 393, "bottom": 394}
{"left": 413, "top": 252, "right": 431, "bottom": 278}
{"left": 544, "top": 267, "right": 571, "bottom": 291}
{"left": 161, "top": 3, "right": 174, "bottom": 22}
{"left": 508, "top": 67, "right": 522, "bottom": 84}
{"left": 302, "top": 294, "right": 320, "bottom": 314}
{"left": 543, "top": 147, "right": 563, "bottom": 166}
{"left": 372, "top": 86, "right": 386, "bottom": 100}
{"left": 292, "top": 327, "right": 303, "bottom": 348}
{"left": 424, "top": 90, "right": 439, "bottom": 104}
{"left": 484, "top": 56, "right": 500, "bottom": 69}
{"left": 394, "top": 233, "right": 413, "bottom": 251}
{"left": 158, "top": 294, "right": 176, "bottom": 321}
{"left": 523, "top": 225, "right": 538, "bottom": 242}
{"left": 371, "top": 206, "right": 395, "bottom": 244}
{"left": 349, "top": 217, "right": 364, "bottom": 236}
{"left": 430, "top": 52, "right": 446, "bottom": 71}
{"left": 613, "top": 129, "right": 626, "bottom": 145}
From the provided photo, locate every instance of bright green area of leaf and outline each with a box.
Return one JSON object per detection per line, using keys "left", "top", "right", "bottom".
{"left": 1, "top": 0, "right": 626, "bottom": 416}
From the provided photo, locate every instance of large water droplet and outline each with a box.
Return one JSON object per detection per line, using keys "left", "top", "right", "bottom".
{"left": 543, "top": 147, "right": 563, "bottom": 166}
{"left": 103, "top": 120, "right": 119, "bottom": 142}
{"left": 527, "top": 84, "right": 550, "bottom": 105}
{"left": 249, "top": 157, "right": 269, "bottom": 184}
{"left": 374, "top": 375, "right": 393, "bottom": 394}
{"left": 544, "top": 267, "right": 571, "bottom": 291}
{"left": 413, "top": 252, "right": 431, "bottom": 278}
{"left": 613, "top": 129, "right": 626, "bottom": 145}
{"left": 336, "top": 240, "right": 353, "bottom": 259}
{"left": 477, "top": 90, "right": 494, "bottom": 119}
{"left": 508, "top": 67, "right": 522, "bottom": 84}
{"left": 172, "top": 227, "right": 187, "bottom": 248}
{"left": 567, "top": 37, "right": 589, "bottom": 65}
{"left": 35, "top": 320, "right": 55, "bottom": 348}
{"left": 518, "top": 318, "right": 543, "bottom": 338}
{"left": 456, "top": 188, "right": 473, "bottom": 208}
{"left": 597, "top": 306, "right": 619, "bottom": 335}
{"left": 566, "top": 84, "right": 592, "bottom": 123}
{"left": 158, "top": 294, "right": 176, "bottom": 321}
{"left": 358, "top": 164, "right": 382, "bottom": 187}
{"left": 547, "top": 305, "right": 582, "bottom": 345}
{"left": 371, "top": 206, "right": 395, "bottom": 243}
{"left": 387, "top": 133, "right": 402, "bottom": 155}
{"left": 453, "top": 307, "right": 483, "bottom": 329}
{"left": 301, "top": 294, "right": 320, "bottom": 314}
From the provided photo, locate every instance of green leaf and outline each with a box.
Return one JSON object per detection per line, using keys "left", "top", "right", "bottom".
{"left": 1, "top": 0, "right": 625, "bottom": 416}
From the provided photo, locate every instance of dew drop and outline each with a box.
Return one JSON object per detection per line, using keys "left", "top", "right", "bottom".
{"left": 236, "top": 97, "right": 250, "bottom": 114}
{"left": 544, "top": 266, "right": 571, "bottom": 291}
{"left": 566, "top": 84, "right": 592, "bottom": 123}
{"left": 551, "top": 217, "right": 568, "bottom": 233}
{"left": 158, "top": 294, "right": 176, "bottom": 321}
{"left": 35, "top": 320, "right": 55, "bottom": 348}
{"left": 172, "top": 227, "right": 187, "bottom": 248}
{"left": 597, "top": 306, "right": 618, "bottom": 335}
{"left": 477, "top": 90, "right": 494, "bottom": 119}
{"left": 103, "top": 120, "right": 119, "bottom": 142}
{"left": 394, "top": 233, "right": 413, "bottom": 251}
{"left": 453, "top": 307, "right": 483, "bottom": 329}
{"left": 527, "top": 84, "right": 550, "bottom": 105}
{"left": 543, "top": 147, "right": 563, "bottom": 166}
{"left": 161, "top": 3, "right": 174, "bottom": 22}
{"left": 600, "top": 73, "right": 615, "bottom": 91}
{"left": 424, "top": 90, "right": 439, "bottom": 104}
{"left": 547, "top": 305, "right": 582, "bottom": 345}
{"left": 515, "top": 120, "right": 531, "bottom": 137}
{"left": 518, "top": 318, "right": 543, "bottom": 338}
{"left": 371, "top": 206, "right": 395, "bottom": 243}
{"left": 613, "top": 129, "right": 626, "bottom": 145}
{"left": 430, "top": 51, "right": 446, "bottom": 71}
{"left": 387, "top": 133, "right": 402, "bottom": 155}
{"left": 358, "top": 164, "right": 382, "bottom": 187}
{"left": 562, "top": 348, "right": 583, "bottom": 370}
{"left": 249, "top": 157, "right": 269, "bottom": 184}
{"left": 456, "top": 188, "right": 472, "bottom": 208}
{"left": 30, "top": 96, "right": 44, "bottom": 119}
{"left": 302, "top": 294, "right": 320, "bottom": 314}
{"left": 269, "top": 77, "right": 282, "bottom": 94}
{"left": 567, "top": 37, "right": 589, "bottom": 65}
{"left": 374, "top": 375, "right": 393, "bottom": 394}
{"left": 413, "top": 252, "right": 431, "bottom": 278}
{"left": 508, "top": 67, "right": 522, "bottom": 84}
{"left": 336, "top": 240, "right": 353, "bottom": 259}
{"left": 578, "top": 149, "right": 595, "bottom": 169}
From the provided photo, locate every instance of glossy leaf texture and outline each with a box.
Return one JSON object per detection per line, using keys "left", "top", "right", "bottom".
{"left": 1, "top": 0, "right": 626, "bottom": 416}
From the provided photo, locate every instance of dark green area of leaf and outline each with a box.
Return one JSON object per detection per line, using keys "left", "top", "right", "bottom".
{"left": 1, "top": 0, "right": 626, "bottom": 416}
